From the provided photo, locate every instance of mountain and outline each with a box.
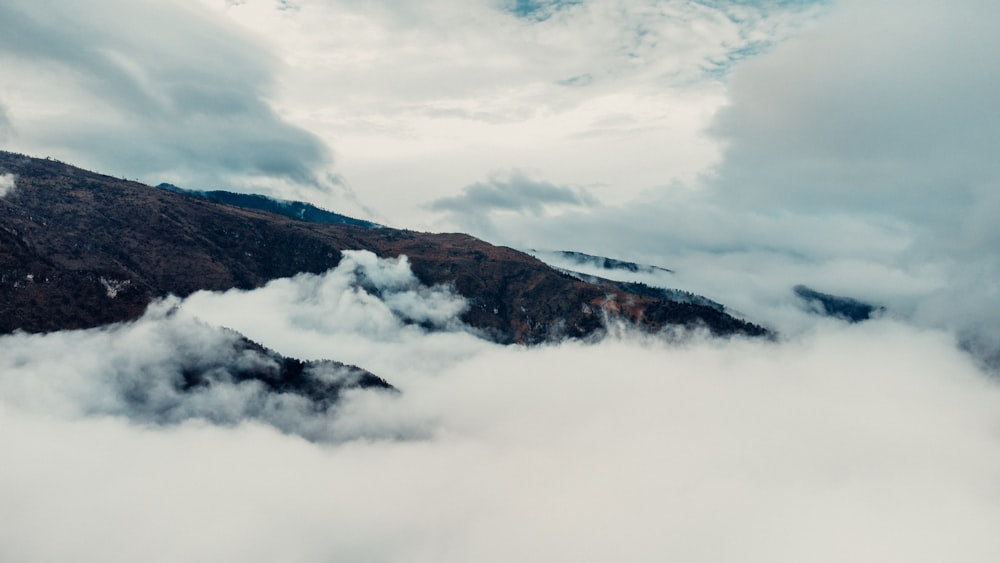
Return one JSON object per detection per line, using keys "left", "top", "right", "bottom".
{"left": 0, "top": 151, "right": 767, "bottom": 342}
{"left": 208, "top": 331, "right": 395, "bottom": 408}
{"left": 793, "top": 285, "right": 882, "bottom": 323}
{"left": 565, "top": 271, "right": 726, "bottom": 312}
{"left": 156, "top": 183, "right": 381, "bottom": 228}
{"left": 532, "top": 249, "right": 673, "bottom": 274}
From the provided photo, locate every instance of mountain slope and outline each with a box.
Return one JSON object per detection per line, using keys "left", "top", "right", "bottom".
{"left": 0, "top": 151, "right": 767, "bottom": 342}
{"left": 157, "top": 183, "right": 381, "bottom": 228}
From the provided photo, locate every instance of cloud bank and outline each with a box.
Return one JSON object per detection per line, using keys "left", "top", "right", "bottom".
{"left": 3, "top": 288, "right": 1000, "bottom": 561}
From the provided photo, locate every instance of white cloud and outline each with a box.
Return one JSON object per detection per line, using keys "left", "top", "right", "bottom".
{"left": 178, "top": 250, "right": 489, "bottom": 381}
{"left": 193, "top": 0, "right": 823, "bottom": 226}
{"left": 0, "top": 173, "right": 15, "bottom": 197}
{"left": 3, "top": 311, "right": 1000, "bottom": 561}
{"left": 433, "top": 0, "right": 1000, "bottom": 362}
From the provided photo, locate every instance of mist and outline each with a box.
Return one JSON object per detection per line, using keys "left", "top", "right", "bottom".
{"left": 4, "top": 254, "right": 1000, "bottom": 562}
{"left": 0, "top": 173, "right": 15, "bottom": 197}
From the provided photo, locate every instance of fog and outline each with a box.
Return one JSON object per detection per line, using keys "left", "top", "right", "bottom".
{"left": 3, "top": 254, "right": 1000, "bottom": 562}
{"left": 0, "top": 173, "right": 15, "bottom": 197}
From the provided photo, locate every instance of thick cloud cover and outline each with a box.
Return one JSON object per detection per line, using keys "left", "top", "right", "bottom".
{"left": 4, "top": 1, "right": 1000, "bottom": 560}
{"left": 4, "top": 262, "right": 1000, "bottom": 560}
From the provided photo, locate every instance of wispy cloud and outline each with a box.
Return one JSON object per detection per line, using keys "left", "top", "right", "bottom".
{"left": 0, "top": 173, "right": 15, "bottom": 197}
{"left": 430, "top": 170, "right": 595, "bottom": 217}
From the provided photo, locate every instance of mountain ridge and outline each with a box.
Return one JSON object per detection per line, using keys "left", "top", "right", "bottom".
{"left": 0, "top": 151, "right": 768, "bottom": 342}
{"left": 156, "top": 182, "right": 382, "bottom": 229}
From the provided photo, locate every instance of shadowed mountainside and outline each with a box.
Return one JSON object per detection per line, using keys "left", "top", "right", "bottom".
{"left": 793, "top": 285, "right": 883, "bottom": 323}
{"left": 0, "top": 151, "right": 767, "bottom": 342}
{"left": 157, "top": 183, "right": 381, "bottom": 228}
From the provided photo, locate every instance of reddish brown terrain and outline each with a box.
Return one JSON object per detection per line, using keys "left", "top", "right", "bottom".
{"left": 0, "top": 151, "right": 767, "bottom": 342}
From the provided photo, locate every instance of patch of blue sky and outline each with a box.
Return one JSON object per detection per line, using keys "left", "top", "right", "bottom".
{"left": 692, "top": 0, "right": 829, "bottom": 12}
{"left": 696, "top": 0, "right": 830, "bottom": 78}
{"left": 557, "top": 74, "right": 594, "bottom": 87}
{"left": 701, "top": 40, "right": 769, "bottom": 79}
{"left": 505, "top": 0, "right": 583, "bottom": 21}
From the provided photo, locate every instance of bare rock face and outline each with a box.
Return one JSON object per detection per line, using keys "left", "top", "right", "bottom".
{"left": 0, "top": 151, "right": 767, "bottom": 342}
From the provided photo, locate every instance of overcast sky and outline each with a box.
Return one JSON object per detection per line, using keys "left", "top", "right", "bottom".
{"left": 3, "top": 1, "right": 1000, "bottom": 560}
{"left": 0, "top": 0, "right": 825, "bottom": 217}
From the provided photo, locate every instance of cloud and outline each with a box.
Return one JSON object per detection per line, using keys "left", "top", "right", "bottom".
{"left": 177, "top": 250, "right": 490, "bottom": 383}
{"left": 0, "top": 102, "right": 10, "bottom": 142}
{"left": 701, "top": 0, "right": 1000, "bottom": 359}
{"left": 428, "top": 0, "right": 1000, "bottom": 363}
{"left": 3, "top": 241, "right": 1000, "bottom": 561}
{"left": 3, "top": 308, "right": 1000, "bottom": 561}
{"left": 707, "top": 0, "right": 1000, "bottom": 221}
{"left": 0, "top": 300, "right": 391, "bottom": 443}
{"left": 0, "top": 0, "right": 334, "bottom": 195}
{"left": 3, "top": 2, "right": 1000, "bottom": 560}
{"left": 0, "top": 252, "right": 474, "bottom": 443}
{"left": 0, "top": 173, "right": 15, "bottom": 197}
{"left": 429, "top": 170, "right": 596, "bottom": 223}
{"left": 198, "top": 0, "right": 823, "bottom": 226}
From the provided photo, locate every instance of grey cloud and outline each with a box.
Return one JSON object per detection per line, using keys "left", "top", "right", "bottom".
{"left": 702, "top": 0, "right": 1000, "bottom": 359}
{"left": 0, "top": 102, "right": 10, "bottom": 142}
{"left": 0, "top": 0, "right": 331, "bottom": 189}
{"left": 708, "top": 0, "right": 1000, "bottom": 222}
{"left": 441, "top": 0, "right": 1000, "bottom": 364}
{"left": 430, "top": 170, "right": 596, "bottom": 217}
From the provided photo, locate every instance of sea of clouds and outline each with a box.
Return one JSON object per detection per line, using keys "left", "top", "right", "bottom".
{"left": 3, "top": 252, "right": 1000, "bottom": 562}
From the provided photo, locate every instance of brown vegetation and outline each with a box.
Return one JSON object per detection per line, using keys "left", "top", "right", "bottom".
{"left": 0, "top": 151, "right": 767, "bottom": 342}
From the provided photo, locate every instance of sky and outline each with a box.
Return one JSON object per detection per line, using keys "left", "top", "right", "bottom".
{"left": 3, "top": 0, "right": 1000, "bottom": 560}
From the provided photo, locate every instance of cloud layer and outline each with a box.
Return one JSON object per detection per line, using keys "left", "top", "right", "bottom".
{"left": 3, "top": 294, "right": 1000, "bottom": 561}
{"left": 4, "top": 2, "right": 1000, "bottom": 560}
